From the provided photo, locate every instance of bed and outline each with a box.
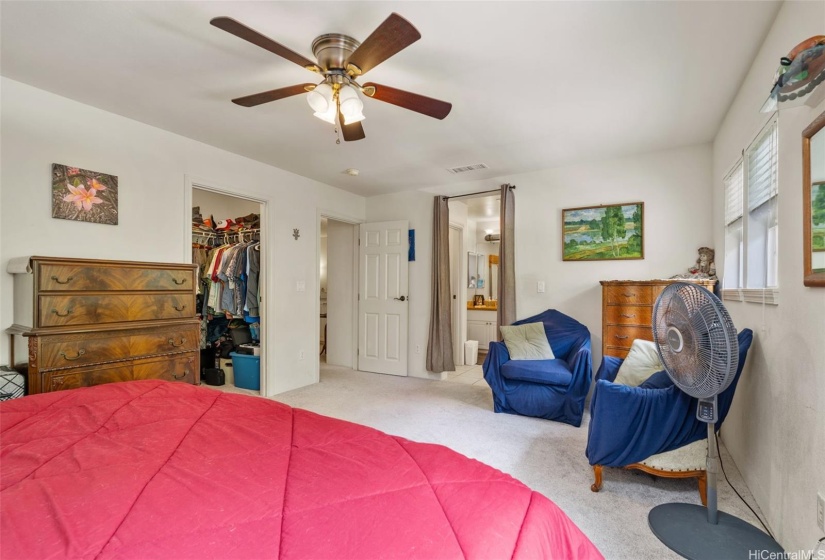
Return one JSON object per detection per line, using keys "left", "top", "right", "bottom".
{"left": 1, "top": 380, "right": 602, "bottom": 559}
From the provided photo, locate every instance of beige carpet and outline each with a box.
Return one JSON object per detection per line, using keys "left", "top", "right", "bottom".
{"left": 212, "top": 364, "right": 770, "bottom": 559}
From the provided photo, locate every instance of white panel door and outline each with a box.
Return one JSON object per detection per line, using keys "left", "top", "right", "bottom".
{"left": 358, "top": 220, "right": 409, "bottom": 376}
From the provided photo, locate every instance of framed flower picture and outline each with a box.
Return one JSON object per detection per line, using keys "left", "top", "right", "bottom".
{"left": 562, "top": 202, "right": 644, "bottom": 261}
{"left": 52, "top": 164, "right": 118, "bottom": 225}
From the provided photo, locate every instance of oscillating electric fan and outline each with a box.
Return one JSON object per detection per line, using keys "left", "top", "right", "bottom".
{"left": 647, "top": 283, "right": 783, "bottom": 559}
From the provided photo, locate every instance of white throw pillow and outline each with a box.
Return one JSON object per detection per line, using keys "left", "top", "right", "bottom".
{"left": 499, "top": 322, "right": 555, "bottom": 360}
{"left": 614, "top": 339, "right": 664, "bottom": 386}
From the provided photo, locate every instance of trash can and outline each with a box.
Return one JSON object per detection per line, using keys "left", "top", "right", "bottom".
{"left": 230, "top": 352, "right": 260, "bottom": 390}
{"left": 464, "top": 340, "right": 479, "bottom": 366}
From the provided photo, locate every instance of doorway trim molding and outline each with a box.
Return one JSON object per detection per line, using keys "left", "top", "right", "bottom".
{"left": 449, "top": 223, "right": 465, "bottom": 367}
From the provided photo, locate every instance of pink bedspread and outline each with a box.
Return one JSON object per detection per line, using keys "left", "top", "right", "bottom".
{"left": 1, "top": 380, "right": 602, "bottom": 559}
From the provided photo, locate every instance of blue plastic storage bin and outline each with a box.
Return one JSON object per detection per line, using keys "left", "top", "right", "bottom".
{"left": 230, "top": 352, "right": 260, "bottom": 390}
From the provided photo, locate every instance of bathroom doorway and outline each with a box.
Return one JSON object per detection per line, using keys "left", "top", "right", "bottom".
{"left": 448, "top": 195, "right": 500, "bottom": 368}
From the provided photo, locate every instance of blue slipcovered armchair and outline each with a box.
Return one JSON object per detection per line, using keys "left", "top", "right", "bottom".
{"left": 482, "top": 309, "right": 592, "bottom": 427}
{"left": 586, "top": 329, "right": 753, "bottom": 503}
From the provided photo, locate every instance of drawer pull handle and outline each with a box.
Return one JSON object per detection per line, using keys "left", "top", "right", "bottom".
{"left": 172, "top": 372, "right": 187, "bottom": 380}
{"left": 620, "top": 313, "right": 636, "bottom": 318}
{"left": 52, "top": 309, "right": 72, "bottom": 317}
{"left": 173, "top": 304, "right": 186, "bottom": 312}
{"left": 172, "top": 278, "right": 187, "bottom": 285}
{"left": 168, "top": 338, "right": 186, "bottom": 348}
{"left": 614, "top": 335, "right": 629, "bottom": 340}
{"left": 60, "top": 349, "right": 86, "bottom": 361}
{"left": 50, "top": 275, "right": 74, "bottom": 285}
{"left": 622, "top": 292, "right": 635, "bottom": 298}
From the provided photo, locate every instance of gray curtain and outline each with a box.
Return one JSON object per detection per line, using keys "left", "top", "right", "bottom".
{"left": 497, "top": 184, "right": 516, "bottom": 332}
{"left": 426, "top": 196, "right": 455, "bottom": 373}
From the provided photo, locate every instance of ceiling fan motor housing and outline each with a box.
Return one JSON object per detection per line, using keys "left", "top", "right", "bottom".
{"left": 311, "top": 34, "right": 361, "bottom": 72}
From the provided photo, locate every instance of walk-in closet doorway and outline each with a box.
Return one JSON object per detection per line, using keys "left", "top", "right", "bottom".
{"left": 184, "top": 178, "right": 267, "bottom": 395}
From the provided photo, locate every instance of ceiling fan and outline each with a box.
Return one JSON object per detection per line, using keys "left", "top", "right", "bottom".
{"left": 210, "top": 13, "right": 452, "bottom": 142}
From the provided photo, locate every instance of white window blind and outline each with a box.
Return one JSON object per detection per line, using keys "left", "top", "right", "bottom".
{"left": 724, "top": 161, "right": 743, "bottom": 225}
{"left": 747, "top": 120, "right": 778, "bottom": 211}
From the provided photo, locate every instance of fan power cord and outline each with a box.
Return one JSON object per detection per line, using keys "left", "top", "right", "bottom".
{"left": 715, "top": 436, "right": 775, "bottom": 539}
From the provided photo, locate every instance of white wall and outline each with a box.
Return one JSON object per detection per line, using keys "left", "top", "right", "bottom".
{"left": 326, "top": 219, "right": 356, "bottom": 368}
{"left": 711, "top": 0, "right": 825, "bottom": 551}
{"left": 365, "top": 191, "right": 443, "bottom": 379}
{"left": 0, "top": 77, "right": 366, "bottom": 395}
{"left": 192, "top": 189, "right": 260, "bottom": 224}
{"left": 418, "top": 145, "right": 714, "bottom": 367}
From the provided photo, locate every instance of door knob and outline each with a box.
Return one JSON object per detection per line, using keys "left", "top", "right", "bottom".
{"left": 394, "top": 295, "right": 407, "bottom": 302}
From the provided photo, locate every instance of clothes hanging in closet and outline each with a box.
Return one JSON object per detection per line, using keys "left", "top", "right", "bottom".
{"left": 193, "top": 239, "right": 261, "bottom": 320}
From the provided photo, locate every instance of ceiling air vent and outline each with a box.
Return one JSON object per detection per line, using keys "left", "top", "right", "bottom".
{"left": 446, "top": 163, "right": 489, "bottom": 174}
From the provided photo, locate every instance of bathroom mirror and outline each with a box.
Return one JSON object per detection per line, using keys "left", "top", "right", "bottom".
{"left": 803, "top": 110, "right": 825, "bottom": 287}
{"left": 468, "top": 252, "right": 480, "bottom": 289}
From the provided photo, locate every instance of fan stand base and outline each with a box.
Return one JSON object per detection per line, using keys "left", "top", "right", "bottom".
{"left": 649, "top": 503, "right": 783, "bottom": 559}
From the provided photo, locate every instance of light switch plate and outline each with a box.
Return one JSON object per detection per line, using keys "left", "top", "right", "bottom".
{"left": 537, "top": 281, "right": 546, "bottom": 293}
{"left": 296, "top": 280, "right": 306, "bottom": 292}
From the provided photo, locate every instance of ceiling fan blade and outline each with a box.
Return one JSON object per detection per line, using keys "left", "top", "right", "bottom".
{"left": 363, "top": 83, "right": 452, "bottom": 120}
{"left": 346, "top": 13, "right": 421, "bottom": 75}
{"left": 339, "top": 107, "right": 366, "bottom": 141}
{"left": 232, "top": 84, "right": 315, "bottom": 107}
{"left": 211, "top": 17, "right": 319, "bottom": 71}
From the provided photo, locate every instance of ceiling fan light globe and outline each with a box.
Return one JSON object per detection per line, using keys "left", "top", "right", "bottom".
{"left": 313, "top": 104, "right": 337, "bottom": 124}
{"left": 340, "top": 97, "right": 364, "bottom": 118}
{"left": 343, "top": 111, "right": 365, "bottom": 125}
{"left": 307, "top": 83, "right": 333, "bottom": 113}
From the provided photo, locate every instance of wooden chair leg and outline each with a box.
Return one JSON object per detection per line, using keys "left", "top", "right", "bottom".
{"left": 591, "top": 465, "right": 603, "bottom": 492}
{"left": 697, "top": 471, "right": 708, "bottom": 506}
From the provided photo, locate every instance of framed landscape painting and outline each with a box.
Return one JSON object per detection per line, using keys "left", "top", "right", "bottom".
{"left": 562, "top": 202, "right": 644, "bottom": 261}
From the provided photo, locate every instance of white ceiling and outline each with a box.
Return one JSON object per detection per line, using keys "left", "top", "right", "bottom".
{"left": 0, "top": 1, "right": 780, "bottom": 197}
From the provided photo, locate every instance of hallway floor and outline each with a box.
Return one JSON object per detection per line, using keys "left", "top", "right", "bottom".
{"left": 445, "top": 362, "right": 485, "bottom": 385}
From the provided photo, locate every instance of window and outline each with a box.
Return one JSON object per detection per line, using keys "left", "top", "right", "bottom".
{"left": 723, "top": 162, "right": 743, "bottom": 289}
{"left": 722, "top": 116, "right": 779, "bottom": 303}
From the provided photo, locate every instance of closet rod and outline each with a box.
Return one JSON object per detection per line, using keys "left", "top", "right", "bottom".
{"left": 441, "top": 184, "right": 515, "bottom": 201}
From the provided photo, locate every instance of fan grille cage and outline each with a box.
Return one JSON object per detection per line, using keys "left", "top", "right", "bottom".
{"left": 652, "top": 283, "right": 738, "bottom": 398}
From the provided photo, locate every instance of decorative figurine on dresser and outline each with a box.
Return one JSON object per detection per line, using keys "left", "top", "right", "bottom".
{"left": 599, "top": 277, "right": 716, "bottom": 359}
{"left": 7, "top": 256, "right": 200, "bottom": 394}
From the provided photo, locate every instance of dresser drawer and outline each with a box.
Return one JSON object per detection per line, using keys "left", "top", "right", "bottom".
{"left": 133, "top": 353, "right": 197, "bottom": 384}
{"left": 45, "top": 353, "right": 198, "bottom": 392}
{"left": 605, "top": 305, "right": 652, "bottom": 326}
{"left": 38, "top": 293, "right": 195, "bottom": 327}
{"left": 604, "top": 346, "right": 631, "bottom": 359}
{"left": 605, "top": 325, "right": 653, "bottom": 346}
{"left": 37, "top": 324, "right": 200, "bottom": 371}
{"left": 39, "top": 334, "right": 132, "bottom": 371}
{"left": 38, "top": 263, "right": 194, "bottom": 292}
{"left": 130, "top": 326, "right": 199, "bottom": 357}
{"left": 47, "top": 361, "right": 134, "bottom": 392}
{"left": 605, "top": 285, "right": 654, "bottom": 305}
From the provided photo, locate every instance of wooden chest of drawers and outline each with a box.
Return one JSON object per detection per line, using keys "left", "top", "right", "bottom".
{"left": 600, "top": 279, "right": 716, "bottom": 359}
{"left": 9, "top": 256, "right": 200, "bottom": 394}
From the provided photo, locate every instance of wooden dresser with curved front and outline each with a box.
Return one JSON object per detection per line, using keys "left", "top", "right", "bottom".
{"left": 9, "top": 256, "right": 200, "bottom": 394}
{"left": 600, "top": 279, "right": 716, "bottom": 359}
